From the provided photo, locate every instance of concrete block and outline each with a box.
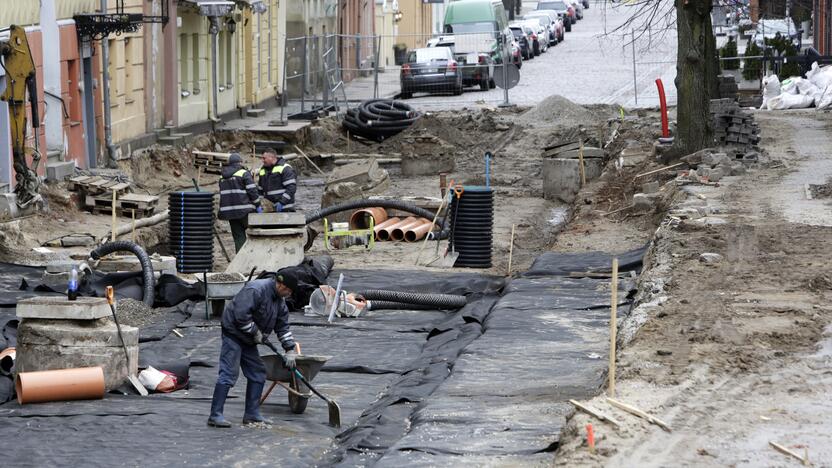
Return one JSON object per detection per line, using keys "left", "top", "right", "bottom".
{"left": 699, "top": 252, "right": 724, "bottom": 264}
{"left": 17, "top": 297, "right": 112, "bottom": 320}
{"left": 542, "top": 159, "right": 582, "bottom": 203}
{"left": 95, "top": 254, "right": 177, "bottom": 275}
{"left": 702, "top": 152, "right": 731, "bottom": 167}
{"left": 401, "top": 152, "right": 455, "bottom": 176}
{"left": 709, "top": 166, "right": 724, "bottom": 182}
{"left": 326, "top": 159, "right": 383, "bottom": 186}
{"left": 556, "top": 147, "right": 604, "bottom": 159}
{"left": 633, "top": 193, "right": 657, "bottom": 212}
{"left": 17, "top": 318, "right": 138, "bottom": 391}
{"left": 248, "top": 212, "right": 306, "bottom": 228}
{"left": 729, "top": 163, "right": 746, "bottom": 175}
{"left": 641, "top": 181, "right": 661, "bottom": 194}
{"left": 226, "top": 227, "right": 305, "bottom": 275}
{"left": 46, "top": 161, "right": 75, "bottom": 182}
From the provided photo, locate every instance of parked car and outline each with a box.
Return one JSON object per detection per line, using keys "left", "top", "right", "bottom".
{"left": 524, "top": 10, "right": 564, "bottom": 44}
{"left": 566, "top": 0, "right": 584, "bottom": 20}
{"left": 443, "top": 0, "right": 510, "bottom": 89}
{"left": 581, "top": 0, "right": 589, "bottom": 9}
{"left": 521, "top": 19, "right": 548, "bottom": 55}
{"left": 509, "top": 37, "right": 523, "bottom": 69}
{"left": 400, "top": 47, "right": 464, "bottom": 99}
{"left": 428, "top": 35, "right": 494, "bottom": 90}
{"left": 530, "top": 16, "right": 556, "bottom": 46}
{"left": 535, "top": 0, "right": 574, "bottom": 30}
{"left": 508, "top": 23, "right": 533, "bottom": 60}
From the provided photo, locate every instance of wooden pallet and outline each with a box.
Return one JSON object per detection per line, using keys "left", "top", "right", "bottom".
{"left": 69, "top": 175, "right": 131, "bottom": 197}
{"left": 91, "top": 206, "right": 156, "bottom": 218}
{"left": 86, "top": 192, "right": 159, "bottom": 218}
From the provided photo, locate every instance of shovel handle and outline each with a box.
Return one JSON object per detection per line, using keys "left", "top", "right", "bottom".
{"left": 105, "top": 286, "right": 114, "bottom": 305}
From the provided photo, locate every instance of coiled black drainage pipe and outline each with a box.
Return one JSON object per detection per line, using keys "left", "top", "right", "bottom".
{"left": 342, "top": 99, "right": 421, "bottom": 142}
{"left": 450, "top": 186, "right": 494, "bottom": 268}
{"left": 357, "top": 290, "right": 467, "bottom": 310}
{"left": 168, "top": 191, "right": 215, "bottom": 273}
{"left": 90, "top": 241, "right": 155, "bottom": 307}
{"left": 366, "top": 301, "right": 435, "bottom": 311}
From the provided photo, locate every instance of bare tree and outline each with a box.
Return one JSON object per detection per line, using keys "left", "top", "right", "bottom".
{"left": 603, "top": 0, "right": 718, "bottom": 158}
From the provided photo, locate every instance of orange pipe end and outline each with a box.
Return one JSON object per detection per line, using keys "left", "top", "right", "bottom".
{"left": 349, "top": 207, "right": 388, "bottom": 230}
{"left": 16, "top": 366, "right": 106, "bottom": 404}
{"left": 586, "top": 423, "right": 595, "bottom": 452}
{"left": 373, "top": 217, "right": 401, "bottom": 240}
{"left": 391, "top": 218, "right": 427, "bottom": 241}
{"left": 404, "top": 219, "right": 435, "bottom": 242}
{"left": 380, "top": 216, "right": 416, "bottom": 241}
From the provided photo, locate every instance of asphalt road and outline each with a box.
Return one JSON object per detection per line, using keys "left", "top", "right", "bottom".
{"left": 370, "top": 0, "right": 679, "bottom": 110}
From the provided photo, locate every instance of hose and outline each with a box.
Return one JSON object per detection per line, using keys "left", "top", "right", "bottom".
{"left": 305, "top": 198, "right": 445, "bottom": 231}
{"left": 89, "top": 241, "right": 156, "bottom": 307}
{"left": 366, "top": 301, "right": 435, "bottom": 311}
{"left": 342, "top": 99, "right": 421, "bottom": 142}
{"left": 357, "top": 290, "right": 467, "bottom": 310}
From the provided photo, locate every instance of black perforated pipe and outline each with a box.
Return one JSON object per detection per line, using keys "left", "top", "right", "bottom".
{"left": 357, "top": 290, "right": 467, "bottom": 310}
{"left": 366, "top": 301, "right": 435, "bottom": 311}
{"left": 90, "top": 241, "right": 155, "bottom": 307}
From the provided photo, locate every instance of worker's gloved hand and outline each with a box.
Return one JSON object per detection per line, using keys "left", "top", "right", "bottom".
{"left": 256, "top": 206, "right": 263, "bottom": 213}
{"left": 253, "top": 329, "right": 264, "bottom": 344}
{"left": 276, "top": 203, "right": 283, "bottom": 213}
{"left": 283, "top": 349, "right": 298, "bottom": 370}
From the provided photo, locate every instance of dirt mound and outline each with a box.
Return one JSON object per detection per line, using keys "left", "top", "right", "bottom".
{"left": 518, "top": 95, "right": 600, "bottom": 127}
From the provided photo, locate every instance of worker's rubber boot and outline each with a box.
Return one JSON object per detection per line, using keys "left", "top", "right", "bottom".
{"left": 207, "top": 383, "right": 232, "bottom": 428}
{"left": 242, "top": 380, "right": 272, "bottom": 425}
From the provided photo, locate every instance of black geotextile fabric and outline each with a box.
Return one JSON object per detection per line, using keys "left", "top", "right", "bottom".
{"left": 0, "top": 247, "right": 644, "bottom": 466}
{"left": 523, "top": 244, "right": 649, "bottom": 277}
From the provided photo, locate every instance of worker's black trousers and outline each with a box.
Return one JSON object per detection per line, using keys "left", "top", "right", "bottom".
{"left": 228, "top": 218, "right": 248, "bottom": 252}
{"left": 216, "top": 332, "right": 267, "bottom": 386}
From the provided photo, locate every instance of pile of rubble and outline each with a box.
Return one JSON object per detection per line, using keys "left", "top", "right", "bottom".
{"left": 678, "top": 147, "right": 751, "bottom": 184}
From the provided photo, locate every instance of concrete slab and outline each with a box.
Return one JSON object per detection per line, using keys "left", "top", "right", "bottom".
{"left": 226, "top": 228, "right": 305, "bottom": 274}
{"left": 326, "top": 159, "right": 382, "bottom": 186}
{"left": 247, "top": 212, "right": 306, "bottom": 228}
{"left": 554, "top": 147, "right": 605, "bottom": 159}
{"left": 95, "top": 254, "right": 177, "bottom": 275}
{"left": 543, "top": 159, "right": 582, "bottom": 203}
{"left": 16, "top": 297, "right": 112, "bottom": 320}
{"left": 17, "top": 318, "right": 138, "bottom": 391}
{"left": 46, "top": 161, "right": 75, "bottom": 182}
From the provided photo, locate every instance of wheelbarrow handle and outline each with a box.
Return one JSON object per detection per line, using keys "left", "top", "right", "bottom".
{"left": 261, "top": 339, "right": 330, "bottom": 404}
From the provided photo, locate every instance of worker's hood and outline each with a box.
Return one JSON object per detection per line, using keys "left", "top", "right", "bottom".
{"left": 221, "top": 163, "right": 245, "bottom": 178}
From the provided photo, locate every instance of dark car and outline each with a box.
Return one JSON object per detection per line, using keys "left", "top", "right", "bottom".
{"left": 509, "top": 24, "right": 533, "bottom": 60}
{"left": 429, "top": 35, "right": 495, "bottom": 91}
{"left": 400, "top": 47, "right": 464, "bottom": 99}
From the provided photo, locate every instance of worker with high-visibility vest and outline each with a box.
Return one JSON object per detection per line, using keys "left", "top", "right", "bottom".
{"left": 218, "top": 153, "right": 261, "bottom": 252}
{"left": 257, "top": 147, "right": 297, "bottom": 212}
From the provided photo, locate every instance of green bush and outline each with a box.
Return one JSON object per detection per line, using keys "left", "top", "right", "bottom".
{"left": 720, "top": 39, "right": 739, "bottom": 71}
{"left": 742, "top": 41, "right": 762, "bottom": 81}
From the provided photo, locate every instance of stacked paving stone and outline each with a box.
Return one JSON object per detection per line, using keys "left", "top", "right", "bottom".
{"left": 710, "top": 98, "right": 760, "bottom": 160}
{"left": 717, "top": 74, "right": 739, "bottom": 100}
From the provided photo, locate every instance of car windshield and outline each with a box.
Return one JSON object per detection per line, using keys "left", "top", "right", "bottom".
{"left": 538, "top": 1, "right": 567, "bottom": 10}
{"left": 445, "top": 22, "right": 497, "bottom": 34}
{"left": 510, "top": 28, "right": 524, "bottom": 38}
{"left": 408, "top": 48, "right": 451, "bottom": 63}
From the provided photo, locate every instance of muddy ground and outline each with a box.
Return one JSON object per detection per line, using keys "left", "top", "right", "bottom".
{"left": 554, "top": 110, "right": 832, "bottom": 466}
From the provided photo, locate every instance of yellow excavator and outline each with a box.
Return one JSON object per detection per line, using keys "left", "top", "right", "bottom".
{"left": 0, "top": 25, "right": 42, "bottom": 209}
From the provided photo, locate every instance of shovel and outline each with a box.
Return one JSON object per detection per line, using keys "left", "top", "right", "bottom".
{"left": 105, "top": 286, "right": 148, "bottom": 396}
{"left": 430, "top": 184, "right": 463, "bottom": 268}
{"left": 262, "top": 340, "right": 341, "bottom": 427}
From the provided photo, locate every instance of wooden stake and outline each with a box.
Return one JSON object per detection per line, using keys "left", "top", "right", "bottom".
{"left": 609, "top": 257, "right": 619, "bottom": 398}
{"left": 578, "top": 140, "right": 586, "bottom": 187}
{"left": 570, "top": 399, "right": 622, "bottom": 428}
{"left": 415, "top": 183, "right": 451, "bottom": 266}
{"left": 507, "top": 223, "right": 516, "bottom": 276}
{"left": 769, "top": 441, "right": 811, "bottom": 466}
{"left": 131, "top": 209, "right": 136, "bottom": 243}
{"left": 294, "top": 145, "right": 326, "bottom": 175}
{"left": 633, "top": 162, "right": 686, "bottom": 179}
{"left": 606, "top": 398, "right": 672, "bottom": 432}
{"left": 196, "top": 166, "right": 202, "bottom": 189}
{"left": 111, "top": 190, "right": 117, "bottom": 242}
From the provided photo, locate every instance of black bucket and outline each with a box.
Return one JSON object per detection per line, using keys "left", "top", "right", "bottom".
{"left": 168, "top": 191, "right": 215, "bottom": 273}
{"left": 450, "top": 186, "right": 493, "bottom": 268}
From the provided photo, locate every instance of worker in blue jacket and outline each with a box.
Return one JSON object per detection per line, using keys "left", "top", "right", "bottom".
{"left": 257, "top": 147, "right": 297, "bottom": 212}
{"left": 207, "top": 273, "right": 299, "bottom": 428}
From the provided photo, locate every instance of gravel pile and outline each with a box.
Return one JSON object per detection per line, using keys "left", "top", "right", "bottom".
{"left": 518, "top": 95, "right": 598, "bottom": 128}
{"left": 115, "top": 298, "right": 167, "bottom": 328}
{"left": 207, "top": 273, "right": 245, "bottom": 283}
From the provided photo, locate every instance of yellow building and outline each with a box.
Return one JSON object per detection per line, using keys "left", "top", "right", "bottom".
{"left": 394, "top": 0, "right": 433, "bottom": 51}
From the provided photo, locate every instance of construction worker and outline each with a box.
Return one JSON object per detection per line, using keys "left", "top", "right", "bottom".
{"left": 218, "top": 153, "right": 261, "bottom": 252}
{"left": 207, "top": 273, "right": 299, "bottom": 428}
{"left": 258, "top": 147, "right": 297, "bottom": 212}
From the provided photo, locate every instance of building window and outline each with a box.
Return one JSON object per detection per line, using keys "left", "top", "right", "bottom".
{"left": 192, "top": 33, "right": 200, "bottom": 94}
{"left": 108, "top": 38, "right": 118, "bottom": 103}
{"left": 179, "top": 33, "right": 189, "bottom": 95}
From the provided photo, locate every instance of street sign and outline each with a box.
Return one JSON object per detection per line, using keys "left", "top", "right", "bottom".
{"left": 494, "top": 63, "right": 520, "bottom": 90}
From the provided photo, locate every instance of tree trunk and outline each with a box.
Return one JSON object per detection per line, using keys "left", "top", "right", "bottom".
{"left": 668, "top": 0, "right": 718, "bottom": 159}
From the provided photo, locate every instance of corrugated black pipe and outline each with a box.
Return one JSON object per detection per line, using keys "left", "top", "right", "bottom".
{"left": 357, "top": 290, "right": 467, "bottom": 310}
{"left": 305, "top": 199, "right": 445, "bottom": 231}
{"left": 366, "top": 301, "right": 435, "bottom": 311}
{"left": 90, "top": 241, "right": 155, "bottom": 307}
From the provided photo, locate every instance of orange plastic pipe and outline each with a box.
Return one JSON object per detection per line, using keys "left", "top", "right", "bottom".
{"left": 379, "top": 216, "right": 415, "bottom": 241}
{"left": 373, "top": 217, "right": 401, "bottom": 240}
{"left": 349, "top": 207, "right": 388, "bottom": 229}
{"left": 16, "top": 366, "right": 105, "bottom": 404}
{"left": 404, "top": 219, "right": 435, "bottom": 242}
{"left": 392, "top": 218, "right": 428, "bottom": 241}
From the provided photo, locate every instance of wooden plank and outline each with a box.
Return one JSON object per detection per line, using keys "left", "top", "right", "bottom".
{"left": 769, "top": 441, "right": 811, "bottom": 466}
{"left": 609, "top": 258, "right": 619, "bottom": 397}
{"left": 119, "top": 193, "right": 159, "bottom": 203}
{"left": 606, "top": 398, "right": 672, "bottom": 432}
{"left": 633, "top": 162, "right": 687, "bottom": 179}
{"left": 192, "top": 150, "right": 232, "bottom": 158}
{"left": 569, "top": 399, "right": 622, "bottom": 429}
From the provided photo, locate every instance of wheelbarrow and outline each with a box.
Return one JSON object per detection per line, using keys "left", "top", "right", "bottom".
{"left": 258, "top": 347, "right": 330, "bottom": 415}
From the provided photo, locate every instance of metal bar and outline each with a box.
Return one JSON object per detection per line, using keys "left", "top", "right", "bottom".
{"left": 632, "top": 30, "right": 638, "bottom": 106}
{"left": 301, "top": 36, "right": 308, "bottom": 113}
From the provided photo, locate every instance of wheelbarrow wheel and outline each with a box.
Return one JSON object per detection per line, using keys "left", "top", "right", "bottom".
{"left": 288, "top": 379, "right": 310, "bottom": 414}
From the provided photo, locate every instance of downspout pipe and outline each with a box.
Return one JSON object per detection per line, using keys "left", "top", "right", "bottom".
{"left": 209, "top": 16, "right": 221, "bottom": 124}
{"left": 101, "top": 0, "right": 117, "bottom": 168}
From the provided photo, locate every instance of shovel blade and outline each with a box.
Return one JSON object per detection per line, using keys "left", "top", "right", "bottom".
{"left": 328, "top": 400, "right": 342, "bottom": 428}
{"left": 439, "top": 251, "right": 459, "bottom": 268}
{"left": 128, "top": 374, "right": 149, "bottom": 396}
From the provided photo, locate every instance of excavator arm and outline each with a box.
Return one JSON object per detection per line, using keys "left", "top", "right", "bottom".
{"left": 0, "top": 25, "right": 41, "bottom": 208}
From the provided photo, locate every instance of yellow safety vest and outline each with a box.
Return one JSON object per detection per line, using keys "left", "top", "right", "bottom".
{"left": 233, "top": 169, "right": 247, "bottom": 178}
{"left": 259, "top": 164, "right": 289, "bottom": 177}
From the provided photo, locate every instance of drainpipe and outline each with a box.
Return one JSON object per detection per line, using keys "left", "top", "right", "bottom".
{"left": 100, "top": 0, "right": 117, "bottom": 168}
{"left": 209, "top": 16, "right": 221, "bottom": 124}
